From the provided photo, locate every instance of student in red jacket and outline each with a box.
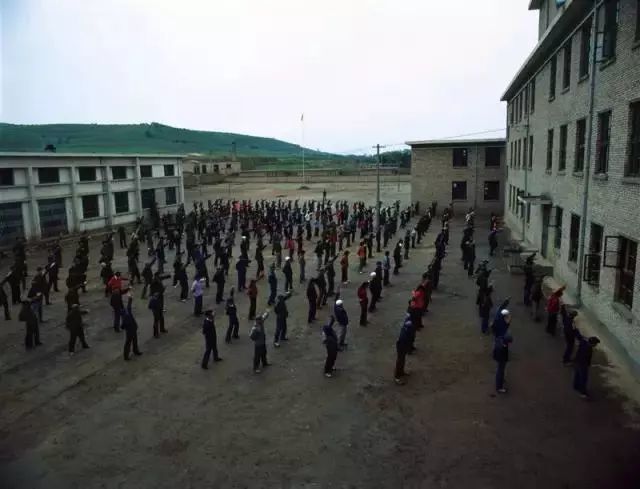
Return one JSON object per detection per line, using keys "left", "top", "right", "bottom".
{"left": 546, "top": 285, "right": 565, "bottom": 336}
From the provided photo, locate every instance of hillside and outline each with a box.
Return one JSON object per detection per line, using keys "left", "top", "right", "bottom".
{"left": 0, "top": 122, "right": 334, "bottom": 158}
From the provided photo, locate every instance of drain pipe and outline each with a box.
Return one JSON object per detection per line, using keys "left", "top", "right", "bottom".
{"left": 576, "top": 1, "right": 599, "bottom": 307}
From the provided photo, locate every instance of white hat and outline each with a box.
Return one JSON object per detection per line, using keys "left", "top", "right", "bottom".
{"left": 501, "top": 309, "right": 510, "bottom": 316}
{"left": 285, "top": 256, "right": 290, "bottom": 261}
{"left": 370, "top": 272, "right": 376, "bottom": 277}
{"left": 335, "top": 299, "right": 343, "bottom": 306}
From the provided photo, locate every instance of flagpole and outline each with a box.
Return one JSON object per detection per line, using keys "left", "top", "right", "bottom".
{"left": 301, "top": 113, "right": 305, "bottom": 184}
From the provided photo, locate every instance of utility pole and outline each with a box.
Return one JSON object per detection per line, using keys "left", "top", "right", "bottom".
{"left": 375, "top": 144, "right": 382, "bottom": 228}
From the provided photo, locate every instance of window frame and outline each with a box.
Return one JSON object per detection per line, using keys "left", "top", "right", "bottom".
{"left": 595, "top": 110, "right": 612, "bottom": 174}
{"left": 111, "top": 166, "right": 128, "bottom": 180}
{"left": 452, "top": 148, "right": 469, "bottom": 168}
{"left": 451, "top": 181, "right": 468, "bottom": 201}
{"left": 627, "top": 102, "right": 640, "bottom": 177}
{"left": 78, "top": 166, "right": 97, "bottom": 182}
{"left": 559, "top": 124, "right": 568, "bottom": 171}
{"left": 615, "top": 237, "right": 637, "bottom": 309}
{"left": 114, "top": 191, "right": 129, "bottom": 214}
{"left": 562, "top": 41, "right": 572, "bottom": 90}
{"left": 549, "top": 55, "right": 557, "bottom": 100}
{"left": 485, "top": 147, "right": 501, "bottom": 167}
{"left": 81, "top": 194, "right": 100, "bottom": 219}
{"left": 141, "top": 189, "right": 155, "bottom": 210}
{"left": 163, "top": 164, "right": 175, "bottom": 177}
{"left": 530, "top": 78, "right": 536, "bottom": 113}
{"left": 38, "top": 167, "right": 60, "bottom": 184}
{"left": 546, "top": 129, "right": 554, "bottom": 171}
{"left": 569, "top": 213, "right": 581, "bottom": 262}
{"left": 165, "top": 187, "right": 177, "bottom": 206}
{"left": 600, "top": 0, "right": 619, "bottom": 61}
{"left": 529, "top": 135, "right": 534, "bottom": 170}
{"left": 579, "top": 19, "right": 591, "bottom": 79}
{"left": 554, "top": 206, "right": 563, "bottom": 250}
{"left": 0, "top": 168, "right": 15, "bottom": 186}
{"left": 140, "top": 165, "right": 153, "bottom": 178}
{"left": 575, "top": 118, "right": 586, "bottom": 172}
{"left": 483, "top": 181, "right": 500, "bottom": 202}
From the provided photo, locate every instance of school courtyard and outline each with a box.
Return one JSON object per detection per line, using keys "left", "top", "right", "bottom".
{"left": 0, "top": 181, "right": 639, "bottom": 489}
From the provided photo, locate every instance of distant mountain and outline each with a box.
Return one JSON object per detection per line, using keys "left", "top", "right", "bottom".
{"left": 0, "top": 122, "right": 334, "bottom": 158}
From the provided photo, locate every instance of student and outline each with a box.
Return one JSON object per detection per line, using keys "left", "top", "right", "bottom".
{"left": 250, "top": 312, "right": 270, "bottom": 373}
{"left": 573, "top": 331, "right": 600, "bottom": 399}
{"left": 546, "top": 286, "right": 565, "bottom": 336}
{"left": 191, "top": 275, "right": 205, "bottom": 316}
{"left": 357, "top": 281, "right": 369, "bottom": 326}
{"left": 493, "top": 310, "right": 513, "bottom": 394}
{"left": 322, "top": 316, "right": 339, "bottom": 378}
{"left": 394, "top": 315, "right": 415, "bottom": 385}
{"left": 224, "top": 288, "right": 240, "bottom": 343}
{"left": 201, "top": 310, "right": 222, "bottom": 369}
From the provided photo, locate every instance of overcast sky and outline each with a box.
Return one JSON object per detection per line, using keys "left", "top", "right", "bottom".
{"left": 1, "top": 0, "right": 538, "bottom": 154}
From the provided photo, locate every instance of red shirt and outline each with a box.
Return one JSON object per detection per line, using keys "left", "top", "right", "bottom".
{"left": 547, "top": 294, "right": 560, "bottom": 313}
{"left": 107, "top": 275, "right": 127, "bottom": 291}
{"left": 357, "top": 286, "right": 368, "bottom": 303}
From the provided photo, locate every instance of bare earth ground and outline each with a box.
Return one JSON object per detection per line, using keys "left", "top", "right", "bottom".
{"left": 0, "top": 181, "right": 639, "bottom": 489}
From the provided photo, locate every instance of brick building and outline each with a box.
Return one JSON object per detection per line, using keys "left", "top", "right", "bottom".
{"left": 502, "top": 0, "right": 640, "bottom": 363}
{"left": 407, "top": 139, "right": 506, "bottom": 215}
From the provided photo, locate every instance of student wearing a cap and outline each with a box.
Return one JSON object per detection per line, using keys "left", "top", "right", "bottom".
{"left": 573, "top": 331, "right": 600, "bottom": 399}
{"left": 282, "top": 256, "right": 293, "bottom": 292}
{"left": 66, "top": 303, "right": 89, "bottom": 355}
{"left": 333, "top": 295, "right": 349, "bottom": 349}
{"left": 493, "top": 309, "right": 513, "bottom": 394}
{"left": 357, "top": 281, "right": 369, "bottom": 326}
{"left": 368, "top": 271, "right": 382, "bottom": 313}
{"left": 201, "top": 309, "right": 222, "bottom": 369}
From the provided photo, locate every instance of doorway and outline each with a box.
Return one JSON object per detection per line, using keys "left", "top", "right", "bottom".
{"left": 541, "top": 205, "right": 550, "bottom": 258}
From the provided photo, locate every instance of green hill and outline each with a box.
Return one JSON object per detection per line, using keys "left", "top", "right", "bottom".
{"left": 0, "top": 122, "right": 334, "bottom": 158}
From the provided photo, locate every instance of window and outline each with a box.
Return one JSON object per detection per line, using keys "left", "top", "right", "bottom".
{"left": 579, "top": 19, "right": 591, "bottom": 78}
{"left": 559, "top": 124, "right": 568, "bottom": 171}
{"left": 452, "top": 148, "right": 468, "bottom": 167}
{"left": 524, "top": 86, "right": 529, "bottom": 116}
{"left": 627, "top": 102, "right": 640, "bottom": 176}
{"left": 585, "top": 223, "right": 604, "bottom": 286}
{"left": 526, "top": 203, "right": 531, "bottom": 224}
{"left": 485, "top": 147, "right": 501, "bottom": 167}
{"left": 451, "top": 181, "right": 467, "bottom": 201}
{"left": 530, "top": 78, "right": 536, "bottom": 113}
{"left": 569, "top": 214, "right": 580, "bottom": 262}
{"left": 140, "top": 165, "right": 152, "bottom": 178}
{"left": 163, "top": 164, "right": 175, "bottom": 177}
{"left": 516, "top": 140, "right": 521, "bottom": 168}
{"left": 78, "top": 167, "right": 96, "bottom": 182}
{"left": 636, "top": 0, "right": 640, "bottom": 41}
{"left": 562, "top": 42, "right": 572, "bottom": 90}
{"left": 165, "top": 187, "right": 177, "bottom": 205}
{"left": 616, "top": 237, "right": 637, "bottom": 309}
{"left": 194, "top": 164, "right": 200, "bottom": 174}
{"left": 226, "top": 163, "right": 232, "bottom": 169}
{"left": 554, "top": 207, "right": 563, "bottom": 249}
{"left": 575, "top": 118, "right": 586, "bottom": 172}
{"left": 201, "top": 165, "right": 207, "bottom": 174}
{"left": 114, "top": 192, "right": 129, "bottom": 214}
{"left": 82, "top": 195, "right": 100, "bottom": 219}
{"left": 0, "top": 169, "right": 14, "bottom": 186}
{"left": 141, "top": 189, "right": 155, "bottom": 209}
{"left": 549, "top": 55, "right": 557, "bottom": 99}
{"left": 510, "top": 142, "right": 514, "bottom": 168}
{"left": 111, "top": 166, "right": 127, "bottom": 180}
{"left": 523, "top": 138, "right": 528, "bottom": 171}
{"left": 509, "top": 103, "right": 514, "bottom": 125}
{"left": 546, "top": 129, "right": 554, "bottom": 171}
{"left": 596, "top": 110, "right": 612, "bottom": 174}
{"left": 600, "top": 0, "right": 619, "bottom": 61}
{"left": 529, "top": 135, "right": 534, "bottom": 169}
{"left": 483, "top": 181, "right": 500, "bottom": 201}
{"left": 38, "top": 167, "right": 60, "bottom": 184}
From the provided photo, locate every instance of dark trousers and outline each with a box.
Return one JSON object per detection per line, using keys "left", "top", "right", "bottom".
{"left": 383, "top": 269, "right": 390, "bottom": 286}
{"left": 308, "top": 300, "right": 317, "bottom": 322}
{"left": 573, "top": 366, "right": 589, "bottom": 394}
{"left": 194, "top": 295, "right": 203, "bottom": 316}
{"left": 2, "top": 301, "right": 10, "bottom": 320}
{"left": 11, "top": 285, "right": 20, "bottom": 304}
{"left": 284, "top": 275, "right": 292, "bottom": 292}
{"left": 523, "top": 285, "right": 532, "bottom": 306}
{"left": 180, "top": 281, "right": 188, "bottom": 300}
{"left": 225, "top": 316, "right": 239, "bottom": 342}
{"left": 268, "top": 287, "right": 276, "bottom": 305}
{"left": 317, "top": 288, "right": 327, "bottom": 307}
{"left": 341, "top": 267, "right": 348, "bottom": 283}
{"left": 253, "top": 344, "right": 268, "bottom": 370}
{"left": 68, "top": 328, "right": 88, "bottom": 352}
{"left": 202, "top": 334, "right": 219, "bottom": 366}
{"left": 49, "top": 275, "right": 59, "bottom": 292}
{"left": 152, "top": 312, "right": 166, "bottom": 337}
{"left": 25, "top": 322, "right": 40, "bottom": 348}
{"left": 481, "top": 316, "right": 489, "bottom": 334}
{"left": 123, "top": 329, "right": 140, "bottom": 358}
{"left": 113, "top": 307, "right": 122, "bottom": 331}
{"left": 215, "top": 284, "right": 224, "bottom": 303}
{"left": 324, "top": 345, "right": 338, "bottom": 373}
{"left": 249, "top": 297, "right": 256, "bottom": 320}
{"left": 274, "top": 317, "right": 287, "bottom": 342}
{"left": 395, "top": 345, "right": 408, "bottom": 378}
{"left": 141, "top": 281, "right": 150, "bottom": 299}
{"left": 563, "top": 334, "right": 575, "bottom": 363}
{"left": 238, "top": 273, "right": 246, "bottom": 291}
{"left": 546, "top": 312, "right": 558, "bottom": 336}
{"left": 359, "top": 302, "right": 367, "bottom": 325}
{"left": 120, "top": 237, "right": 127, "bottom": 249}
{"left": 495, "top": 360, "right": 507, "bottom": 390}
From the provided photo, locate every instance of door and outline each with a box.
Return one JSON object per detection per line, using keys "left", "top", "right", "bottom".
{"left": 541, "top": 205, "right": 550, "bottom": 258}
{"left": 0, "top": 202, "right": 25, "bottom": 245}
{"left": 38, "top": 198, "right": 68, "bottom": 238}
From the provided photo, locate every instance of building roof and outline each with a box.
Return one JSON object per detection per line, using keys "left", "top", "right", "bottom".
{"left": 528, "top": 0, "right": 543, "bottom": 10}
{"left": 405, "top": 138, "right": 505, "bottom": 148}
{"left": 0, "top": 152, "right": 184, "bottom": 158}
{"left": 501, "top": 0, "right": 588, "bottom": 101}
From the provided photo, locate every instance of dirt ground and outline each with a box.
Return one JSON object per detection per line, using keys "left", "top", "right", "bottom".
{"left": 1, "top": 181, "right": 639, "bottom": 489}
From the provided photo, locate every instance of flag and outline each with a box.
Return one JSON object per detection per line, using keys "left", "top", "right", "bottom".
{"left": 301, "top": 113, "right": 304, "bottom": 122}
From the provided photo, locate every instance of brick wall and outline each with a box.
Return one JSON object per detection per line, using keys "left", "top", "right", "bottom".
{"left": 504, "top": 0, "right": 640, "bottom": 364}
